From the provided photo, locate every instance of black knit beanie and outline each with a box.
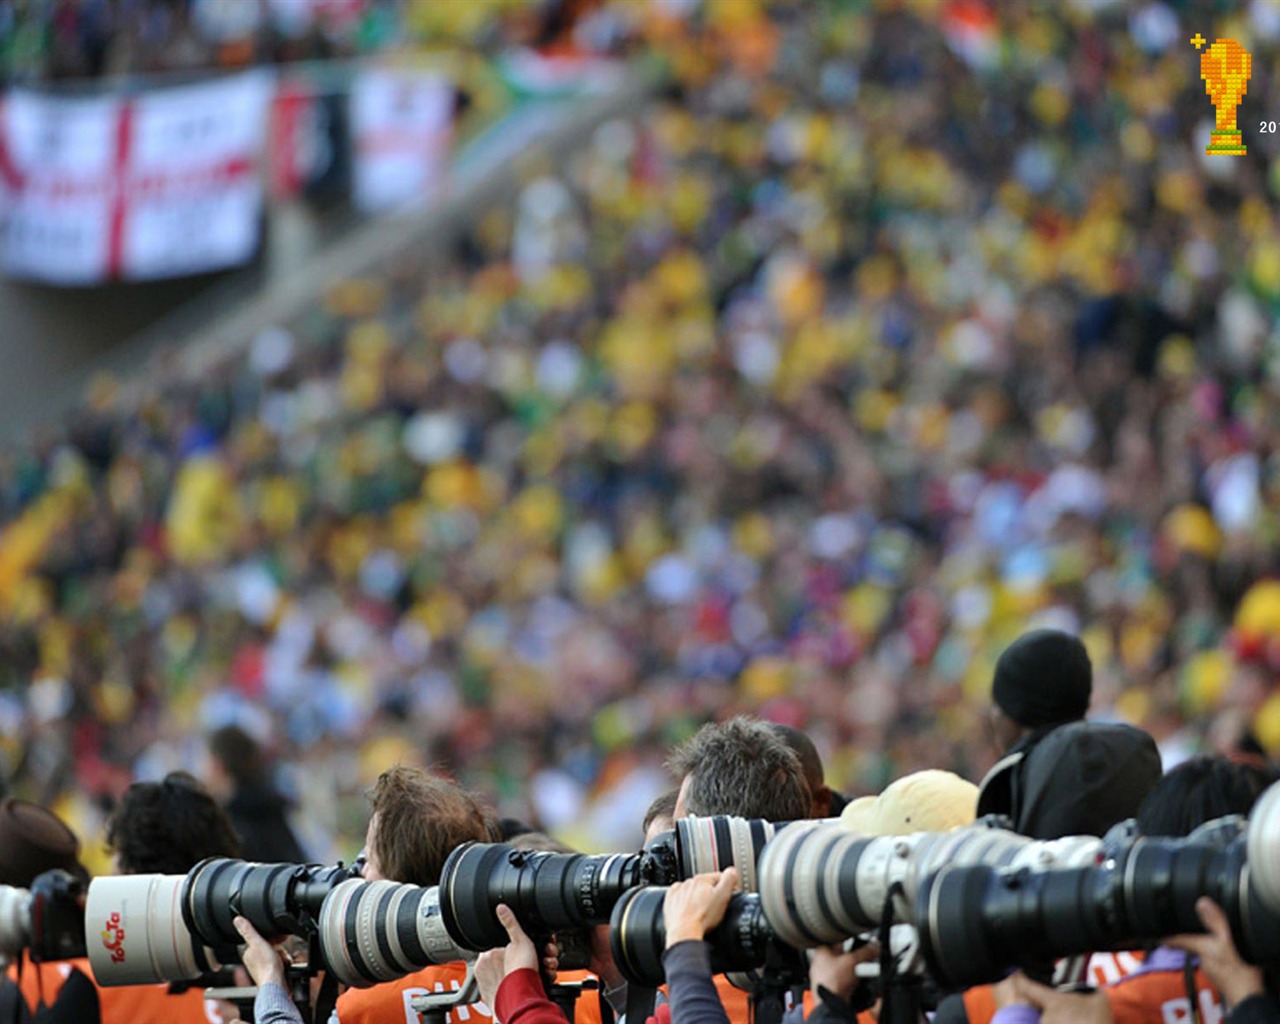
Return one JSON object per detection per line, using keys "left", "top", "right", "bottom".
{"left": 992, "top": 629, "right": 1092, "bottom": 729}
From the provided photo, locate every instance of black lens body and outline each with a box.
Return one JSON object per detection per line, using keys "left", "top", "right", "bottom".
{"left": 439, "top": 820, "right": 786, "bottom": 961}
{"left": 29, "top": 870, "right": 87, "bottom": 963}
{"left": 610, "top": 888, "right": 780, "bottom": 987}
{"left": 440, "top": 844, "right": 645, "bottom": 951}
{"left": 918, "top": 830, "right": 1279, "bottom": 989}
{"left": 180, "top": 858, "right": 353, "bottom": 962}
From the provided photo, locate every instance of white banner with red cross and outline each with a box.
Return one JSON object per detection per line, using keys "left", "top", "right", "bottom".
{"left": 351, "top": 69, "right": 454, "bottom": 214}
{"left": 0, "top": 72, "right": 271, "bottom": 285}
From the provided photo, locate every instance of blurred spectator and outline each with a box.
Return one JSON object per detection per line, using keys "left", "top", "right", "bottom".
{"left": 207, "top": 724, "right": 307, "bottom": 864}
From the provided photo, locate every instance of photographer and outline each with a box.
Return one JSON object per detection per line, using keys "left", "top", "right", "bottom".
{"left": 474, "top": 905, "right": 565, "bottom": 1024}
{"left": 657, "top": 869, "right": 739, "bottom": 1024}
{"left": 331, "top": 765, "right": 496, "bottom": 1024}
{"left": 660, "top": 718, "right": 813, "bottom": 1024}
{"left": 97, "top": 771, "right": 243, "bottom": 1024}
{"left": 0, "top": 798, "right": 98, "bottom": 1022}
{"left": 643, "top": 791, "right": 678, "bottom": 844}
{"left": 487, "top": 720, "right": 810, "bottom": 1024}
{"left": 506, "top": 832, "right": 614, "bottom": 1024}
{"left": 5, "top": 777, "right": 241, "bottom": 1024}
{"left": 977, "top": 631, "right": 1162, "bottom": 841}
{"left": 770, "top": 727, "right": 847, "bottom": 819}
{"left": 938, "top": 703, "right": 1160, "bottom": 1024}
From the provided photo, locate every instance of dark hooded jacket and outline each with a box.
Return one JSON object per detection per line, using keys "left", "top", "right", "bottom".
{"left": 975, "top": 720, "right": 1162, "bottom": 840}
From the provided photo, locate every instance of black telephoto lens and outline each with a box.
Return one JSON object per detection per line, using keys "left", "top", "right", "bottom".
{"left": 916, "top": 821, "right": 1280, "bottom": 990}
{"left": 440, "top": 843, "right": 644, "bottom": 951}
{"left": 609, "top": 887, "right": 778, "bottom": 987}
{"left": 183, "top": 859, "right": 354, "bottom": 958}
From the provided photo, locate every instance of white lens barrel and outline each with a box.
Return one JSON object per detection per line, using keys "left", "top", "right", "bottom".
{"left": 1248, "top": 782, "right": 1280, "bottom": 913}
{"left": 320, "top": 879, "right": 465, "bottom": 989}
{"left": 0, "top": 887, "right": 30, "bottom": 958}
{"left": 86, "top": 875, "right": 220, "bottom": 986}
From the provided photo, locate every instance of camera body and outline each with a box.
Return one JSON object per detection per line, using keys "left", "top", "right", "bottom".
{"left": 0, "top": 870, "right": 87, "bottom": 967}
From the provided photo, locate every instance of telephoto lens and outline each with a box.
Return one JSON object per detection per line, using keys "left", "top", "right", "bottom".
{"left": 915, "top": 814, "right": 1280, "bottom": 989}
{"left": 440, "top": 843, "right": 644, "bottom": 952}
{"left": 439, "top": 816, "right": 788, "bottom": 955}
{"left": 671, "top": 816, "right": 783, "bottom": 894}
{"left": 1248, "top": 780, "right": 1280, "bottom": 913}
{"left": 609, "top": 887, "right": 781, "bottom": 987}
{"left": 86, "top": 858, "right": 359, "bottom": 986}
{"left": 87, "top": 873, "right": 220, "bottom": 986}
{"left": 757, "top": 819, "right": 1101, "bottom": 949}
{"left": 318, "top": 880, "right": 472, "bottom": 988}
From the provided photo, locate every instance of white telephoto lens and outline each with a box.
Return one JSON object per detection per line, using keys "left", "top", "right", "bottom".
{"left": 86, "top": 875, "right": 220, "bottom": 986}
{"left": 1248, "top": 782, "right": 1280, "bottom": 913}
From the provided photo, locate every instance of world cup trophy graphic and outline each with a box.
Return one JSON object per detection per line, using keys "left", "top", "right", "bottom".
{"left": 1192, "top": 34, "right": 1252, "bottom": 156}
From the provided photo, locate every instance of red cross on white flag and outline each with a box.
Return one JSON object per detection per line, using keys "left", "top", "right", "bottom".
{"left": 0, "top": 72, "right": 270, "bottom": 285}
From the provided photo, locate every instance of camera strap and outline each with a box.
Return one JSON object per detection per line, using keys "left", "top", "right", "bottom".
{"left": 749, "top": 944, "right": 797, "bottom": 1024}
{"left": 625, "top": 983, "right": 657, "bottom": 1024}
{"left": 314, "top": 970, "right": 339, "bottom": 1024}
{"left": 1182, "top": 956, "right": 1202, "bottom": 1024}
{"left": 877, "top": 882, "right": 924, "bottom": 1024}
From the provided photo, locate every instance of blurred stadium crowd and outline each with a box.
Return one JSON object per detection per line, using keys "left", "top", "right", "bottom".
{"left": 0, "top": 0, "right": 603, "bottom": 81}
{"left": 4, "top": 0, "right": 1280, "bottom": 867}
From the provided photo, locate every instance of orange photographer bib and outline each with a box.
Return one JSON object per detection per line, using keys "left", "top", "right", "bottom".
{"left": 335, "top": 962, "right": 605, "bottom": 1024}
{"left": 334, "top": 962, "right": 493, "bottom": 1024}
{"left": 9, "top": 955, "right": 87, "bottom": 1011}
{"left": 96, "top": 982, "right": 222, "bottom": 1023}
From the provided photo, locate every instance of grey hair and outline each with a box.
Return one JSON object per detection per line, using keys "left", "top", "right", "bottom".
{"left": 667, "top": 716, "right": 812, "bottom": 821}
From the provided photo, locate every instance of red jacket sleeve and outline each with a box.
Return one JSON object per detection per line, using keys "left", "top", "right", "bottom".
{"left": 495, "top": 969, "right": 570, "bottom": 1024}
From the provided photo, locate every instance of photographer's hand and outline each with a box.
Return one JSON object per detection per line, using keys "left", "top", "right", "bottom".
{"left": 1167, "top": 897, "right": 1264, "bottom": 1007}
{"left": 663, "top": 867, "right": 739, "bottom": 948}
{"left": 993, "top": 974, "right": 1113, "bottom": 1024}
{"left": 478, "top": 905, "right": 562, "bottom": 1017}
{"left": 476, "top": 947, "right": 507, "bottom": 1012}
{"left": 808, "top": 942, "right": 876, "bottom": 1003}
{"left": 233, "top": 916, "right": 287, "bottom": 990}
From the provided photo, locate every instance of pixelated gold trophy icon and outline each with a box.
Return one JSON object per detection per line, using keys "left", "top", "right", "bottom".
{"left": 1193, "top": 34, "right": 1252, "bottom": 155}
